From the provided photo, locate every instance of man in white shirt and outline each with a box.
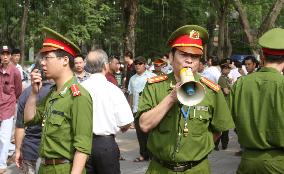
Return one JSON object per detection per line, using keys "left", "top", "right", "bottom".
{"left": 128, "top": 56, "right": 156, "bottom": 162}
{"left": 202, "top": 56, "right": 221, "bottom": 83}
{"left": 82, "top": 49, "right": 134, "bottom": 174}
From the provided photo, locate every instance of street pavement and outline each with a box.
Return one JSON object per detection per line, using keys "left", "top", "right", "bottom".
{"left": 5, "top": 129, "right": 240, "bottom": 174}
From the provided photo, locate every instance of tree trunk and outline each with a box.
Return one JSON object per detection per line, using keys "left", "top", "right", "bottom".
{"left": 20, "top": 0, "right": 30, "bottom": 65}
{"left": 257, "top": 0, "right": 284, "bottom": 37}
{"left": 232, "top": 0, "right": 284, "bottom": 56}
{"left": 211, "top": 0, "right": 230, "bottom": 60}
{"left": 224, "top": 21, "right": 232, "bottom": 58}
{"left": 121, "top": 0, "right": 138, "bottom": 57}
{"left": 206, "top": 14, "right": 218, "bottom": 57}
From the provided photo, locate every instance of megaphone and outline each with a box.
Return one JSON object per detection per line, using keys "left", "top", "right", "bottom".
{"left": 177, "top": 68, "right": 205, "bottom": 106}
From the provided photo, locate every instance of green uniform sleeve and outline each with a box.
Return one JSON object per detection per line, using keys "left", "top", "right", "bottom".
{"left": 136, "top": 83, "right": 158, "bottom": 119}
{"left": 72, "top": 92, "right": 93, "bottom": 155}
{"left": 210, "top": 90, "right": 235, "bottom": 132}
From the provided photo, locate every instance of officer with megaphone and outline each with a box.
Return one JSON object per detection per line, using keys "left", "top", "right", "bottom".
{"left": 137, "top": 25, "right": 234, "bottom": 173}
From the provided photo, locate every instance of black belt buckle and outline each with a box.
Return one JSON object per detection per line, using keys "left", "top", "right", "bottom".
{"left": 173, "top": 165, "right": 186, "bottom": 172}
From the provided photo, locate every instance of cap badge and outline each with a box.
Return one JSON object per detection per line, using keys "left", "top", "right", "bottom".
{"left": 189, "top": 30, "right": 200, "bottom": 40}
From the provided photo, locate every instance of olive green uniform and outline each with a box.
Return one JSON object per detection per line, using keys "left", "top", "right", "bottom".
{"left": 26, "top": 77, "right": 93, "bottom": 174}
{"left": 137, "top": 73, "right": 234, "bottom": 174}
{"left": 229, "top": 67, "right": 284, "bottom": 174}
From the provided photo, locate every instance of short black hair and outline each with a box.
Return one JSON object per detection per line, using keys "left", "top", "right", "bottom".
{"left": 124, "top": 50, "right": 133, "bottom": 59}
{"left": 75, "top": 54, "right": 85, "bottom": 60}
{"left": 54, "top": 49, "right": 75, "bottom": 69}
{"left": 109, "top": 55, "right": 120, "bottom": 62}
{"left": 12, "top": 48, "right": 21, "bottom": 55}
{"left": 243, "top": 56, "right": 259, "bottom": 67}
{"left": 208, "top": 56, "right": 219, "bottom": 66}
{"left": 264, "top": 54, "right": 284, "bottom": 63}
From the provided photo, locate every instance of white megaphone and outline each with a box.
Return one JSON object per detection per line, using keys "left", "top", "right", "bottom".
{"left": 176, "top": 68, "right": 205, "bottom": 106}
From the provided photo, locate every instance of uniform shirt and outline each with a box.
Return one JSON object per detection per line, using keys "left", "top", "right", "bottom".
{"left": 0, "top": 64, "right": 22, "bottom": 120}
{"left": 229, "top": 67, "right": 284, "bottom": 150}
{"left": 82, "top": 73, "right": 133, "bottom": 135}
{"left": 128, "top": 70, "right": 156, "bottom": 113}
{"left": 16, "top": 82, "right": 52, "bottom": 161}
{"left": 137, "top": 73, "right": 234, "bottom": 162}
{"left": 26, "top": 77, "right": 93, "bottom": 160}
{"left": 202, "top": 66, "right": 221, "bottom": 83}
{"left": 218, "top": 75, "right": 231, "bottom": 102}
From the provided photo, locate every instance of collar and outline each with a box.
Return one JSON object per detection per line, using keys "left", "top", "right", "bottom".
{"left": 258, "top": 67, "right": 281, "bottom": 74}
{"left": 51, "top": 76, "right": 77, "bottom": 99}
{"left": 0, "top": 63, "right": 13, "bottom": 75}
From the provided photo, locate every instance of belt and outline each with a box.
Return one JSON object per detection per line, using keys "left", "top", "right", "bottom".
{"left": 153, "top": 156, "right": 207, "bottom": 172}
{"left": 41, "top": 158, "right": 71, "bottom": 165}
{"left": 93, "top": 134, "right": 115, "bottom": 138}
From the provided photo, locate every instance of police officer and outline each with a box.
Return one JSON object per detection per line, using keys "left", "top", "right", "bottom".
{"left": 137, "top": 25, "right": 234, "bottom": 173}
{"left": 152, "top": 58, "right": 166, "bottom": 76}
{"left": 229, "top": 28, "right": 284, "bottom": 174}
{"left": 24, "top": 27, "right": 93, "bottom": 174}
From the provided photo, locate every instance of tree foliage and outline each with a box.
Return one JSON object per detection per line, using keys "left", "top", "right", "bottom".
{"left": 0, "top": 0, "right": 283, "bottom": 63}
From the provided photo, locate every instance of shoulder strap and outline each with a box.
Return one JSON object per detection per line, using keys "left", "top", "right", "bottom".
{"left": 200, "top": 77, "right": 220, "bottom": 92}
{"left": 147, "top": 75, "right": 168, "bottom": 84}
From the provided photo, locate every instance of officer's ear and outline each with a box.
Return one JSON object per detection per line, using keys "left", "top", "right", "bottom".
{"left": 62, "top": 56, "right": 69, "bottom": 67}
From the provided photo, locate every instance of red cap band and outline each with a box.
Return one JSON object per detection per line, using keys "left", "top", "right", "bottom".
{"left": 170, "top": 35, "right": 203, "bottom": 50}
{"left": 42, "top": 38, "right": 77, "bottom": 56}
{"left": 262, "top": 48, "right": 284, "bottom": 56}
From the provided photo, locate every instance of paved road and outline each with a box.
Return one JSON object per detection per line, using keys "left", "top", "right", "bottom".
{"left": 5, "top": 129, "right": 240, "bottom": 174}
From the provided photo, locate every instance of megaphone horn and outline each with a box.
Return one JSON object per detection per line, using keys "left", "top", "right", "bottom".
{"left": 177, "top": 68, "right": 205, "bottom": 106}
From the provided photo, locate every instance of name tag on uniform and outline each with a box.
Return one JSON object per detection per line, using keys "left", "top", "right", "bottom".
{"left": 195, "top": 106, "right": 209, "bottom": 111}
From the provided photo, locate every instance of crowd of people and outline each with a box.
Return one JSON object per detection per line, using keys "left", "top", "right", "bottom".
{"left": 0, "top": 24, "right": 283, "bottom": 174}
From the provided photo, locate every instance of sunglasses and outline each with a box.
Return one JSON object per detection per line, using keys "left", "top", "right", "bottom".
{"left": 134, "top": 62, "right": 144, "bottom": 65}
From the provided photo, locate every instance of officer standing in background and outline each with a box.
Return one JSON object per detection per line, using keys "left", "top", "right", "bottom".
{"left": 229, "top": 28, "right": 284, "bottom": 174}
{"left": 137, "top": 25, "right": 234, "bottom": 173}
{"left": 24, "top": 27, "right": 93, "bottom": 174}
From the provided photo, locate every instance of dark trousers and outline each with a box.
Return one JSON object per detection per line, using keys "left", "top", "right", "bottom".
{"left": 86, "top": 135, "right": 120, "bottom": 174}
{"left": 215, "top": 130, "right": 229, "bottom": 148}
{"left": 134, "top": 117, "right": 150, "bottom": 159}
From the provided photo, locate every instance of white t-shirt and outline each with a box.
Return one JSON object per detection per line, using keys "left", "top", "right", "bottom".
{"left": 82, "top": 73, "right": 134, "bottom": 135}
{"left": 128, "top": 70, "right": 156, "bottom": 113}
{"left": 16, "top": 64, "right": 24, "bottom": 80}
{"left": 201, "top": 66, "right": 221, "bottom": 83}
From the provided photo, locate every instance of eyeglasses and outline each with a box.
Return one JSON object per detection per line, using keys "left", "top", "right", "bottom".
{"left": 41, "top": 56, "right": 57, "bottom": 61}
{"left": 134, "top": 62, "right": 144, "bottom": 65}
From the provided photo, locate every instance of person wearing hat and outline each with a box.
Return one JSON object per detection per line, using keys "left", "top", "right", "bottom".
{"left": 152, "top": 58, "right": 166, "bottom": 76}
{"left": 128, "top": 56, "right": 156, "bottom": 162}
{"left": 229, "top": 28, "right": 284, "bottom": 174}
{"left": 214, "top": 60, "right": 233, "bottom": 151}
{"left": 137, "top": 25, "right": 234, "bottom": 173}
{"left": 24, "top": 27, "right": 93, "bottom": 174}
{"left": 0, "top": 45, "right": 22, "bottom": 174}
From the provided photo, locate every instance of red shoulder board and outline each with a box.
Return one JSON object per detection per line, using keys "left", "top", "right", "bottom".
{"left": 147, "top": 75, "right": 168, "bottom": 84}
{"left": 200, "top": 77, "right": 220, "bottom": 92}
{"left": 70, "top": 84, "right": 81, "bottom": 96}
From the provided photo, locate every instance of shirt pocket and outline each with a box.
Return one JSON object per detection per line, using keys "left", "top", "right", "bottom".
{"left": 47, "top": 114, "right": 70, "bottom": 139}
{"left": 188, "top": 109, "right": 211, "bottom": 136}
{"left": 3, "top": 81, "right": 12, "bottom": 95}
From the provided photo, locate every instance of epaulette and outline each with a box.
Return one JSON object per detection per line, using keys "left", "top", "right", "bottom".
{"left": 147, "top": 75, "right": 168, "bottom": 84}
{"left": 200, "top": 77, "right": 220, "bottom": 92}
{"left": 70, "top": 84, "right": 81, "bottom": 96}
